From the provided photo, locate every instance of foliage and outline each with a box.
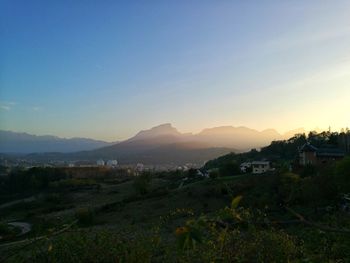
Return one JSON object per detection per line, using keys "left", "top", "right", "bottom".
{"left": 203, "top": 152, "right": 237, "bottom": 171}
{"left": 208, "top": 169, "right": 219, "bottom": 179}
{"left": 175, "top": 197, "right": 302, "bottom": 262}
{"left": 75, "top": 207, "right": 95, "bottom": 226}
{"left": 203, "top": 130, "right": 350, "bottom": 173}
{"left": 219, "top": 161, "right": 240, "bottom": 177}
{"left": 301, "top": 163, "right": 317, "bottom": 178}
{"left": 2, "top": 153, "right": 350, "bottom": 262}
{"left": 0, "top": 223, "right": 20, "bottom": 241}
{"left": 49, "top": 178, "right": 98, "bottom": 189}
{"left": 9, "top": 230, "right": 155, "bottom": 263}
{"left": 175, "top": 217, "right": 204, "bottom": 250}
{"left": 335, "top": 156, "right": 350, "bottom": 193}
{"left": 133, "top": 172, "right": 152, "bottom": 195}
{"left": 276, "top": 172, "right": 300, "bottom": 205}
{"left": 0, "top": 167, "right": 68, "bottom": 195}
{"left": 187, "top": 168, "right": 198, "bottom": 179}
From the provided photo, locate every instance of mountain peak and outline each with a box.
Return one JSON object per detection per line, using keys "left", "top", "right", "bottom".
{"left": 130, "top": 123, "right": 182, "bottom": 141}
{"left": 261, "top": 128, "right": 280, "bottom": 135}
{"left": 151, "top": 123, "right": 174, "bottom": 130}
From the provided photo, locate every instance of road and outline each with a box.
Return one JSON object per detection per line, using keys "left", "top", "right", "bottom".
{"left": 0, "top": 196, "right": 36, "bottom": 210}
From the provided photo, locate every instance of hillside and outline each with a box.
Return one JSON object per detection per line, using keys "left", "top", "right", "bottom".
{"left": 1, "top": 155, "right": 350, "bottom": 262}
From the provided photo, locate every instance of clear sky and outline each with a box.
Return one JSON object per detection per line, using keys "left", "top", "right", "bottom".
{"left": 1, "top": 1, "right": 350, "bottom": 141}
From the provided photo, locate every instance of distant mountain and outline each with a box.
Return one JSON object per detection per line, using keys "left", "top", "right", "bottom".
{"left": 60, "top": 124, "right": 219, "bottom": 164}
{"left": 0, "top": 130, "right": 117, "bottom": 153}
{"left": 195, "top": 126, "right": 281, "bottom": 150}
{"left": 1, "top": 124, "right": 307, "bottom": 165}
{"left": 74, "top": 124, "right": 306, "bottom": 164}
{"left": 129, "top": 123, "right": 183, "bottom": 141}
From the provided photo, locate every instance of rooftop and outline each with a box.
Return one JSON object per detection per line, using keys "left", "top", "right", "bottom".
{"left": 251, "top": 161, "right": 270, "bottom": 165}
{"left": 300, "top": 143, "right": 345, "bottom": 157}
{"left": 299, "top": 143, "right": 318, "bottom": 152}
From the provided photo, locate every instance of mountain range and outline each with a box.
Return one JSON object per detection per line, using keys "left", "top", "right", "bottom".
{"left": 0, "top": 130, "right": 117, "bottom": 153}
{"left": 0, "top": 124, "right": 306, "bottom": 165}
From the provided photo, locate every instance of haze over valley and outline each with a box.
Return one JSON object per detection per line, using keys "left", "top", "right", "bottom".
{"left": 0, "top": 124, "right": 306, "bottom": 165}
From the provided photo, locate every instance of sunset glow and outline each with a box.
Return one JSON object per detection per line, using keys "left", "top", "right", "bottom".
{"left": 1, "top": 1, "right": 350, "bottom": 140}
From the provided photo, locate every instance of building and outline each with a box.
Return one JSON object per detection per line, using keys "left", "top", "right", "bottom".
{"left": 240, "top": 162, "right": 252, "bottom": 173}
{"left": 251, "top": 161, "right": 271, "bottom": 174}
{"left": 299, "top": 143, "right": 344, "bottom": 166}
{"left": 96, "top": 159, "right": 105, "bottom": 166}
{"left": 136, "top": 163, "right": 144, "bottom": 173}
{"left": 106, "top": 160, "right": 118, "bottom": 167}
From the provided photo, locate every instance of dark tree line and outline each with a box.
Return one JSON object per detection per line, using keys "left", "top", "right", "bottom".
{"left": 203, "top": 130, "right": 350, "bottom": 171}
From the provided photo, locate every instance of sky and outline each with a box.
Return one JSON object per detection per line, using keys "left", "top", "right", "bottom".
{"left": 1, "top": 1, "right": 350, "bottom": 141}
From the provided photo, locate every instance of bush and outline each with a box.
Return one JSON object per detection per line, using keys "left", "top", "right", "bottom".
{"left": 277, "top": 173, "right": 300, "bottom": 205}
{"left": 0, "top": 223, "right": 19, "bottom": 240}
{"left": 75, "top": 207, "right": 95, "bottom": 226}
{"left": 208, "top": 170, "right": 219, "bottom": 179}
{"left": 219, "top": 161, "right": 241, "bottom": 177}
{"left": 133, "top": 173, "right": 151, "bottom": 195}
{"left": 335, "top": 157, "right": 350, "bottom": 192}
{"left": 223, "top": 229, "right": 301, "bottom": 262}
{"left": 301, "top": 164, "right": 317, "bottom": 178}
{"left": 44, "top": 193, "right": 62, "bottom": 204}
{"left": 13, "top": 231, "right": 154, "bottom": 263}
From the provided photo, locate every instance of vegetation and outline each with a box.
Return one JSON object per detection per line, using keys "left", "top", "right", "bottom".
{"left": 1, "top": 132, "right": 350, "bottom": 262}
{"left": 133, "top": 172, "right": 152, "bottom": 195}
{"left": 204, "top": 130, "right": 350, "bottom": 171}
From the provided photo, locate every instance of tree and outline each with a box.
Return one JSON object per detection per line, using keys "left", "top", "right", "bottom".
{"left": 133, "top": 172, "right": 151, "bottom": 195}
{"left": 335, "top": 157, "right": 350, "bottom": 192}
{"left": 219, "top": 161, "right": 240, "bottom": 177}
{"left": 209, "top": 169, "right": 219, "bottom": 179}
{"left": 187, "top": 168, "right": 198, "bottom": 179}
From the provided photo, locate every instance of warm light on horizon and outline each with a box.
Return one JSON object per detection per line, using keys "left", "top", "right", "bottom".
{"left": 1, "top": 1, "right": 349, "bottom": 141}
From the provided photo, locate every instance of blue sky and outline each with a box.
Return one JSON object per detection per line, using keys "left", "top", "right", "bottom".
{"left": 1, "top": 1, "right": 350, "bottom": 141}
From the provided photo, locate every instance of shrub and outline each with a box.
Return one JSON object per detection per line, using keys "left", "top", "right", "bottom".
{"left": 219, "top": 161, "right": 241, "bottom": 177}
{"left": 13, "top": 231, "right": 154, "bottom": 263}
{"left": 75, "top": 207, "right": 95, "bottom": 226}
{"left": 301, "top": 164, "right": 317, "bottom": 178}
{"left": 133, "top": 173, "right": 151, "bottom": 195}
{"left": 0, "top": 223, "right": 19, "bottom": 240}
{"left": 208, "top": 170, "right": 219, "bottom": 179}
{"left": 335, "top": 157, "right": 350, "bottom": 192}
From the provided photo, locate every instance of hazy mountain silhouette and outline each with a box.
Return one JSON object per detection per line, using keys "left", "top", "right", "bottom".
{"left": 62, "top": 124, "right": 216, "bottom": 164}
{"left": 1, "top": 124, "right": 307, "bottom": 165}
{"left": 195, "top": 126, "right": 281, "bottom": 150}
{"left": 0, "top": 130, "right": 117, "bottom": 153}
{"left": 66, "top": 124, "right": 304, "bottom": 164}
{"left": 129, "top": 123, "right": 183, "bottom": 141}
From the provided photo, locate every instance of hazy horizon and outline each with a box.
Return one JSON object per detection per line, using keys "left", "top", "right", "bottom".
{"left": 0, "top": 123, "right": 341, "bottom": 143}
{"left": 1, "top": 1, "right": 350, "bottom": 141}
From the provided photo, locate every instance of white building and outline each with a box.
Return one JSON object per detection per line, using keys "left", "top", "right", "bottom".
{"left": 251, "top": 161, "right": 270, "bottom": 174}
{"left": 240, "top": 162, "right": 252, "bottom": 173}
{"left": 136, "top": 163, "right": 144, "bottom": 172}
{"left": 106, "top": 160, "right": 118, "bottom": 167}
{"left": 96, "top": 159, "right": 105, "bottom": 166}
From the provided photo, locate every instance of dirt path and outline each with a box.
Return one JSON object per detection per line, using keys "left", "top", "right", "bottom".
{"left": 0, "top": 196, "right": 36, "bottom": 210}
